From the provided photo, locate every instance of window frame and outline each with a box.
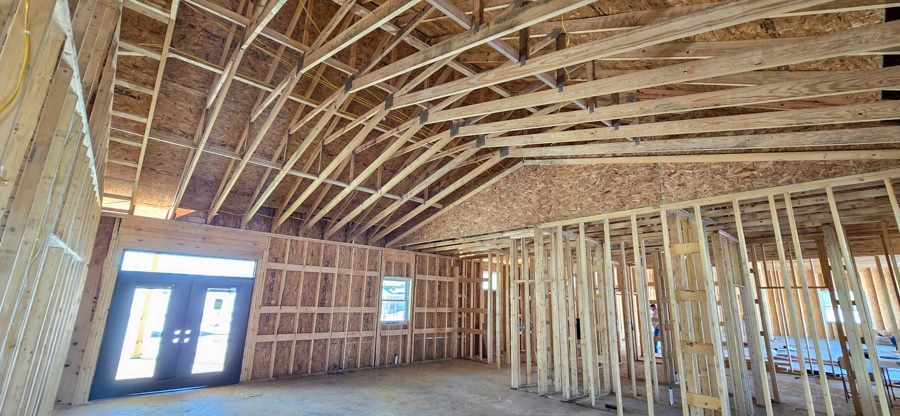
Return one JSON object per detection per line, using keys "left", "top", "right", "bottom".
{"left": 380, "top": 277, "right": 412, "bottom": 324}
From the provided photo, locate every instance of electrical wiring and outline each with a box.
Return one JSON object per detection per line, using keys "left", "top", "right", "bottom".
{"left": 0, "top": 0, "right": 31, "bottom": 116}
{"left": 0, "top": 0, "right": 32, "bottom": 187}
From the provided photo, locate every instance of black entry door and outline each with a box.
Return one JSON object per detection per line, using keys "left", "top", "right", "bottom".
{"left": 90, "top": 271, "right": 253, "bottom": 400}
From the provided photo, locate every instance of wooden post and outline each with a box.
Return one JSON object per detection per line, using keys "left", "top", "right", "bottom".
{"left": 487, "top": 253, "right": 494, "bottom": 364}
{"left": 692, "top": 206, "right": 732, "bottom": 415}
{"left": 550, "top": 229, "right": 565, "bottom": 394}
{"left": 711, "top": 232, "right": 752, "bottom": 416}
{"left": 496, "top": 253, "right": 503, "bottom": 369}
{"left": 767, "top": 195, "right": 815, "bottom": 416}
{"left": 631, "top": 216, "right": 654, "bottom": 415}
{"left": 559, "top": 234, "right": 578, "bottom": 398}
{"left": 533, "top": 228, "right": 550, "bottom": 395}
{"left": 874, "top": 256, "right": 900, "bottom": 352}
{"left": 825, "top": 187, "right": 891, "bottom": 416}
{"left": 784, "top": 193, "right": 835, "bottom": 416}
{"left": 817, "top": 239, "right": 862, "bottom": 414}
{"left": 594, "top": 241, "right": 612, "bottom": 392}
{"left": 659, "top": 212, "right": 689, "bottom": 416}
{"left": 510, "top": 239, "right": 521, "bottom": 388}
{"left": 732, "top": 200, "right": 774, "bottom": 414}
{"left": 603, "top": 219, "right": 624, "bottom": 415}
{"left": 620, "top": 245, "right": 637, "bottom": 396}
{"left": 523, "top": 241, "right": 533, "bottom": 385}
{"left": 577, "top": 223, "right": 598, "bottom": 405}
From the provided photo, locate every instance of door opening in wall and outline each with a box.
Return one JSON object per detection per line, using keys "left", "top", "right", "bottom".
{"left": 90, "top": 251, "right": 256, "bottom": 400}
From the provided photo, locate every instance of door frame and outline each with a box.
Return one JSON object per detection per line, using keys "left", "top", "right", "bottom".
{"left": 90, "top": 267, "right": 254, "bottom": 400}
{"left": 70, "top": 217, "right": 268, "bottom": 404}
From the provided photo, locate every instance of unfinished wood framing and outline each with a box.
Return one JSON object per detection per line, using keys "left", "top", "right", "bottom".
{"left": 7, "top": 0, "right": 900, "bottom": 413}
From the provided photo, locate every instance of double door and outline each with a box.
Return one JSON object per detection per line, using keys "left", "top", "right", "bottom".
{"left": 90, "top": 271, "right": 252, "bottom": 399}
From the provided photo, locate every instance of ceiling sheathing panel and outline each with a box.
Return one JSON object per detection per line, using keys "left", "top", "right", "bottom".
{"left": 103, "top": 0, "right": 900, "bottom": 252}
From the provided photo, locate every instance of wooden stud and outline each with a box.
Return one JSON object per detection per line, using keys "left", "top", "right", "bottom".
{"left": 825, "top": 187, "right": 891, "bottom": 415}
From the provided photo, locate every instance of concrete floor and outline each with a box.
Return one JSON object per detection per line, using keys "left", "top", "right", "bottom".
{"left": 54, "top": 359, "right": 900, "bottom": 415}
{"left": 56, "top": 360, "right": 620, "bottom": 416}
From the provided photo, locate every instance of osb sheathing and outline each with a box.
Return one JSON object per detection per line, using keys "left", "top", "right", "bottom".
{"left": 397, "top": 161, "right": 900, "bottom": 245}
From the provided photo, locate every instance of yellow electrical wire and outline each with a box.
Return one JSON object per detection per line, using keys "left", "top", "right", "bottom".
{"left": 560, "top": 13, "right": 572, "bottom": 81}
{"left": 0, "top": 0, "right": 31, "bottom": 116}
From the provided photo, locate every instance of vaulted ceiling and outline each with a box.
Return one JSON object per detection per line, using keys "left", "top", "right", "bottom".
{"left": 103, "top": 0, "right": 900, "bottom": 245}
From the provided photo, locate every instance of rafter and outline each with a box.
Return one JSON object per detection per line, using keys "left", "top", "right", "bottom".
{"left": 506, "top": 126, "right": 900, "bottom": 158}
{"left": 458, "top": 67, "right": 900, "bottom": 137}
{"left": 391, "top": 0, "right": 835, "bottom": 110}
{"left": 349, "top": 147, "right": 480, "bottom": 240}
{"left": 335, "top": 0, "right": 537, "bottom": 114}
{"left": 241, "top": 3, "right": 438, "bottom": 228}
{"left": 207, "top": 0, "right": 421, "bottom": 227}
{"left": 427, "top": 20, "right": 900, "bottom": 125}
{"left": 207, "top": 7, "right": 349, "bottom": 222}
{"left": 349, "top": 0, "right": 593, "bottom": 93}
{"left": 210, "top": 4, "right": 315, "bottom": 221}
{"left": 134, "top": 129, "right": 438, "bottom": 206}
{"left": 483, "top": 100, "right": 900, "bottom": 148}
{"left": 524, "top": 151, "right": 900, "bottom": 165}
{"left": 517, "top": 0, "right": 900, "bottom": 39}
{"left": 357, "top": 4, "right": 434, "bottom": 76}
{"left": 167, "top": 0, "right": 290, "bottom": 218}
{"left": 273, "top": 55, "right": 465, "bottom": 231}
{"left": 459, "top": 38, "right": 899, "bottom": 64}
{"left": 130, "top": 0, "right": 180, "bottom": 215}
{"left": 425, "top": 0, "right": 590, "bottom": 112}
{"left": 383, "top": 161, "right": 524, "bottom": 245}
{"left": 206, "top": 0, "right": 290, "bottom": 108}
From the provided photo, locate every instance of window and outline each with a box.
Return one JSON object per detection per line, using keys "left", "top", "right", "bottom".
{"left": 380, "top": 278, "right": 410, "bottom": 323}
{"left": 482, "top": 270, "right": 498, "bottom": 291}
{"left": 121, "top": 250, "right": 256, "bottom": 278}
{"left": 818, "top": 289, "right": 861, "bottom": 324}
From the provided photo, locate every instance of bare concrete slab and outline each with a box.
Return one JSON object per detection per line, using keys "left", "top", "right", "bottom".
{"left": 55, "top": 360, "right": 610, "bottom": 416}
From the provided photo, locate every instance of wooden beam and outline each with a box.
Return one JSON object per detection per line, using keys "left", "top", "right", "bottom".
{"left": 487, "top": 100, "right": 900, "bottom": 148}
{"left": 460, "top": 67, "right": 900, "bottom": 137}
{"left": 301, "top": 125, "right": 421, "bottom": 235}
{"left": 357, "top": 5, "right": 434, "bottom": 76}
{"left": 124, "top": 0, "right": 169, "bottom": 22}
{"left": 266, "top": 55, "right": 460, "bottom": 231}
{"left": 130, "top": 0, "right": 180, "bottom": 215}
{"left": 206, "top": 1, "right": 308, "bottom": 222}
{"left": 182, "top": 0, "right": 423, "bottom": 104}
{"left": 350, "top": 147, "right": 479, "bottom": 239}
{"left": 459, "top": 36, "right": 900, "bottom": 63}
{"left": 241, "top": 0, "right": 424, "bottom": 227}
{"left": 521, "top": 0, "right": 900, "bottom": 39}
{"left": 393, "top": 0, "right": 835, "bottom": 109}
{"left": 427, "top": 20, "right": 900, "bottom": 125}
{"left": 206, "top": 0, "right": 290, "bottom": 108}
{"left": 207, "top": 70, "right": 303, "bottom": 222}
{"left": 523, "top": 150, "right": 900, "bottom": 165}
{"left": 349, "top": 0, "right": 592, "bottom": 92}
{"left": 333, "top": 0, "right": 530, "bottom": 113}
{"left": 507, "top": 126, "right": 900, "bottom": 157}
{"left": 426, "top": 0, "right": 585, "bottom": 111}
{"left": 385, "top": 161, "right": 521, "bottom": 246}
{"left": 168, "top": 0, "right": 291, "bottom": 217}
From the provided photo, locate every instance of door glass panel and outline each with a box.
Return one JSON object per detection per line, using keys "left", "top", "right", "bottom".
{"left": 115, "top": 286, "right": 172, "bottom": 380}
{"left": 121, "top": 251, "right": 256, "bottom": 278}
{"left": 192, "top": 287, "right": 238, "bottom": 374}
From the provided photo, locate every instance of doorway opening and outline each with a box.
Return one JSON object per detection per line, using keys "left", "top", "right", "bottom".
{"left": 90, "top": 251, "right": 256, "bottom": 400}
